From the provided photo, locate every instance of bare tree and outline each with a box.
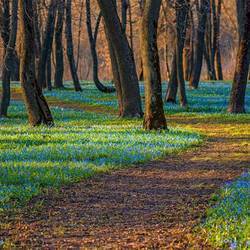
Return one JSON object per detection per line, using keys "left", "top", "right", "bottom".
{"left": 228, "top": 0, "right": 250, "bottom": 113}
{"left": 0, "top": 0, "right": 18, "bottom": 117}
{"left": 65, "top": 0, "right": 82, "bottom": 91}
{"left": 54, "top": 0, "right": 65, "bottom": 89}
{"left": 189, "top": 0, "right": 210, "bottom": 89}
{"left": 175, "top": 0, "right": 189, "bottom": 107}
{"left": 19, "top": 0, "right": 54, "bottom": 126}
{"left": 86, "top": 0, "right": 115, "bottom": 93}
{"left": 141, "top": 0, "right": 167, "bottom": 130}
{"left": 37, "top": 0, "right": 57, "bottom": 89}
{"left": 98, "top": 0, "right": 143, "bottom": 118}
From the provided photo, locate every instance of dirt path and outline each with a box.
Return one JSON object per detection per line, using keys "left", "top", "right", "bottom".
{"left": 9, "top": 90, "right": 118, "bottom": 115}
{"left": 0, "top": 92, "right": 249, "bottom": 249}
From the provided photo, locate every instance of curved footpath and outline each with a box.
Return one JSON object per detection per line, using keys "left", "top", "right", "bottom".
{"left": 0, "top": 95, "right": 249, "bottom": 249}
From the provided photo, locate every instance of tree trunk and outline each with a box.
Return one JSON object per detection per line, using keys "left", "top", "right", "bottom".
{"left": 141, "top": 0, "right": 167, "bottom": 130}
{"left": 189, "top": 0, "right": 210, "bottom": 89}
{"left": 128, "top": 0, "right": 134, "bottom": 52}
{"left": 121, "top": 0, "right": 129, "bottom": 33}
{"left": 10, "top": 51, "right": 19, "bottom": 81}
{"left": 237, "top": 0, "right": 246, "bottom": 41}
{"left": 205, "top": 0, "right": 217, "bottom": 80}
{"left": 183, "top": 9, "right": 194, "bottom": 81}
{"left": 97, "top": 0, "right": 143, "bottom": 118}
{"left": 76, "top": 0, "right": 84, "bottom": 71}
{"left": 215, "top": 46, "right": 223, "bottom": 80}
{"left": 0, "top": 0, "right": 10, "bottom": 117}
{"left": 19, "top": 0, "right": 54, "bottom": 126}
{"left": 33, "top": 0, "right": 42, "bottom": 73}
{"left": 0, "top": 0, "right": 18, "bottom": 117}
{"left": 215, "top": 0, "right": 223, "bottom": 80}
{"left": 228, "top": 0, "right": 250, "bottom": 113}
{"left": 176, "top": 0, "right": 189, "bottom": 107}
{"left": 37, "top": 0, "right": 57, "bottom": 89}
{"left": 138, "top": 0, "right": 145, "bottom": 81}
{"left": 105, "top": 27, "right": 124, "bottom": 116}
{"left": 165, "top": 51, "right": 178, "bottom": 103}
{"left": 204, "top": 44, "right": 214, "bottom": 80}
{"left": 65, "top": 0, "right": 82, "bottom": 92}
{"left": 86, "top": 0, "right": 115, "bottom": 93}
{"left": 46, "top": 53, "right": 52, "bottom": 91}
{"left": 54, "top": 0, "right": 65, "bottom": 89}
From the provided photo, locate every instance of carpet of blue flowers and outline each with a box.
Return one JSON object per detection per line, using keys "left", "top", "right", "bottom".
{"left": 0, "top": 101, "right": 201, "bottom": 211}
{"left": 202, "top": 172, "right": 250, "bottom": 249}
{"left": 0, "top": 82, "right": 249, "bottom": 248}
{"left": 44, "top": 81, "right": 250, "bottom": 114}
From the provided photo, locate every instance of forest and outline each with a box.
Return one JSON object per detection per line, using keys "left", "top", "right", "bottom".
{"left": 0, "top": 0, "right": 249, "bottom": 248}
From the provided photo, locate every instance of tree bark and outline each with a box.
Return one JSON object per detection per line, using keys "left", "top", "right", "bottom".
{"left": 33, "top": 0, "right": 42, "bottom": 72}
{"left": 54, "top": 0, "right": 65, "bottom": 89}
{"left": 237, "top": 0, "right": 246, "bottom": 41}
{"left": 175, "top": 0, "right": 189, "bottom": 107}
{"left": 10, "top": 51, "right": 19, "bottom": 81}
{"left": 138, "top": 0, "right": 145, "bottom": 81}
{"left": 141, "top": 0, "right": 167, "bottom": 130}
{"left": 86, "top": 0, "right": 115, "bottom": 93}
{"left": 183, "top": 9, "right": 194, "bottom": 81}
{"left": 46, "top": 53, "right": 52, "bottom": 91}
{"left": 105, "top": 27, "right": 124, "bottom": 116}
{"left": 37, "top": 0, "right": 57, "bottom": 89}
{"left": 165, "top": 50, "right": 178, "bottom": 103}
{"left": 65, "top": 0, "right": 82, "bottom": 92}
{"left": 228, "top": 0, "right": 250, "bottom": 113}
{"left": 215, "top": 0, "right": 223, "bottom": 80}
{"left": 128, "top": 0, "right": 134, "bottom": 52}
{"left": 121, "top": 0, "right": 129, "bottom": 33}
{"left": 189, "top": 0, "right": 210, "bottom": 89}
{"left": 19, "top": 0, "right": 54, "bottom": 126}
{"left": 0, "top": 0, "right": 18, "bottom": 117}
{"left": 76, "top": 0, "right": 84, "bottom": 71}
{"left": 97, "top": 0, "right": 143, "bottom": 118}
{"left": 205, "top": 0, "right": 217, "bottom": 80}
{"left": 0, "top": 0, "right": 10, "bottom": 117}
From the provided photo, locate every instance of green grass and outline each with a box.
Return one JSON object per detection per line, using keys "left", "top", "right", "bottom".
{"left": 7, "top": 81, "right": 250, "bottom": 114}
{"left": 0, "top": 102, "right": 202, "bottom": 211}
{"left": 1, "top": 81, "right": 249, "bottom": 248}
{"left": 201, "top": 173, "right": 250, "bottom": 249}
{"left": 41, "top": 81, "right": 250, "bottom": 114}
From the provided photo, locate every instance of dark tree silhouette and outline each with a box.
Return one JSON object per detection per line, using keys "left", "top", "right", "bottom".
{"left": 97, "top": 0, "right": 143, "bottom": 118}
{"left": 54, "top": 0, "right": 65, "bottom": 89}
{"left": 165, "top": 51, "right": 178, "bottom": 103}
{"left": 19, "top": 0, "right": 54, "bottom": 126}
{"left": 0, "top": 0, "right": 18, "bottom": 117}
{"left": 65, "top": 0, "right": 82, "bottom": 92}
{"left": 228, "top": 0, "right": 250, "bottom": 113}
{"left": 175, "top": 0, "right": 189, "bottom": 107}
{"left": 86, "top": 0, "right": 115, "bottom": 93}
{"left": 37, "top": 0, "right": 57, "bottom": 89}
{"left": 141, "top": 0, "right": 167, "bottom": 130}
{"left": 189, "top": 0, "right": 210, "bottom": 89}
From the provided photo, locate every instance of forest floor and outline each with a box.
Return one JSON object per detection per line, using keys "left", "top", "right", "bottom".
{"left": 0, "top": 87, "right": 249, "bottom": 249}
